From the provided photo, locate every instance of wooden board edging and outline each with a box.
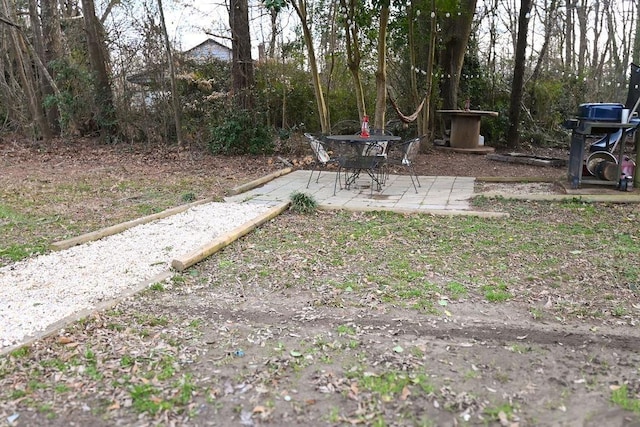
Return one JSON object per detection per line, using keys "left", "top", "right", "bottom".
{"left": 50, "top": 198, "right": 215, "bottom": 251}
{"left": 228, "top": 168, "right": 293, "bottom": 196}
{"left": 475, "top": 192, "right": 640, "bottom": 203}
{"left": 475, "top": 176, "right": 560, "bottom": 183}
{"left": 171, "top": 201, "right": 291, "bottom": 271}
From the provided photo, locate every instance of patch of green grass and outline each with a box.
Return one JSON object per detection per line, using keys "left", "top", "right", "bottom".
{"left": 218, "top": 259, "right": 234, "bottom": 269}
{"left": 107, "top": 322, "right": 126, "bottom": 332}
{"left": 173, "top": 374, "right": 196, "bottom": 405}
{"left": 10, "top": 389, "right": 28, "bottom": 399}
{"left": 54, "top": 384, "right": 70, "bottom": 393}
{"left": 336, "top": 324, "right": 356, "bottom": 336}
{"left": 181, "top": 192, "right": 196, "bottom": 202}
{"left": 484, "top": 402, "right": 517, "bottom": 422}
{"left": 446, "top": 281, "right": 468, "bottom": 299}
{"left": 121, "top": 355, "right": 136, "bottom": 368}
{"left": 188, "top": 319, "right": 202, "bottom": 329}
{"left": 136, "top": 204, "right": 162, "bottom": 216}
{"left": 325, "top": 406, "right": 341, "bottom": 423}
{"left": 507, "top": 343, "right": 532, "bottom": 354}
{"left": 171, "top": 275, "right": 186, "bottom": 285}
{"left": 530, "top": 308, "right": 544, "bottom": 320}
{"left": 129, "top": 383, "right": 171, "bottom": 415}
{"left": 134, "top": 314, "right": 169, "bottom": 327}
{"left": 481, "top": 282, "right": 511, "bottom": 302}
{"left": 345, "top": 368, "right": 434, "bottom": 399}
{"left": 611, "top": 384, "right": 640, "bottom": 413}
{"left": 0, "top": 242, "right": 49, "bottom": 262}
{"left": 37, "top": 402, "right": 56, "bottom": 418}
{"left": 10, "top": 346, "right": 30, "bottom": 359}
{"left": 612, "top": 305, "right": 628, "bottom": 317}
{"left": 40, "top": 357, "right": 69, "bottom": 372}
{"left": 151, "top": 354, "right": 178, "bottom": 381}
{"left": 83, "top": 348, "right": 103, "bottom": 380}
{"left": 148, "top": 282, "right": 165, "bottom": 292}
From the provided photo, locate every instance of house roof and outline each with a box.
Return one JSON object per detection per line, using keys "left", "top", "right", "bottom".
{"left": 183, "top": 38, "right": 232, "bottom": 55}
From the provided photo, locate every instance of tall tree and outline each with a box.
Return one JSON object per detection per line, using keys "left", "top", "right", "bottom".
{"left": 39, "top": 0, "right": 64, "bottom": 135}
{"left": 373, "top": 0, "right": 390, "bottom": 131}
{"left": 506, "top": 0, "right": 532, "bottom": 148}
{"left": 438, "top": 0, "right": 477, "bottom": 110}
{"left": 157, "top": 0, "right": 183, "bottom": 146}
{"left": 230, "top": 0, "right": 255, "bottom": 109}
{"left": 289, "top": 0, "right": 330, "bottom": 133}
{"left": 339, "top": 0, "right": 366, "bottom": 122}
{"left": 564, "top": 0, "right": 573, "bottom": 70}
{"left": 634, "top": 0, "right": 640, "bottom": 65}
{"left": 575, "top": 0, "right": 587, "bottom": 75}
{"left": 531, "top": 0, "right": 558, "bottom": 84}
{"left": 81, "top": 0, "right": 118, "bottom": 140}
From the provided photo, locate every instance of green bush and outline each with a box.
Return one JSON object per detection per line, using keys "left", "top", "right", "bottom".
{"left": 207, "top": 109, "right": 274, "bottom": 155}
{"left": 290, "top": 191, "right": 317, "bottom": 214}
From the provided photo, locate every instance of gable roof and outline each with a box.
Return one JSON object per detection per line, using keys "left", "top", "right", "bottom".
{"left": 183, "top": 38, "right": 232, "bottom": 62}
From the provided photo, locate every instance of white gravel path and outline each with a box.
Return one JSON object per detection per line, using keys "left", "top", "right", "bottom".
{"left": 0, "top": 201, "right": 275, "bottom": 351}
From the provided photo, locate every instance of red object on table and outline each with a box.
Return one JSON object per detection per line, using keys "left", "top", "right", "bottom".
{"left": 361, "top": 115, "right": 370, "bottom": 137}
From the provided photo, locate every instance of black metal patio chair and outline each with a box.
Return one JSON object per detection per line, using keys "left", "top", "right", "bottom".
{"left": 305, "top": 133, "right": 338, "bottom": 188}
{"left": 384, "top": 137, "right": 422, "bottom": 193}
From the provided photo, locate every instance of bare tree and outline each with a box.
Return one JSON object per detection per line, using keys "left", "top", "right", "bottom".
{"left": 564, "top": 0, "right": 573, "bottom": 70}
{"left": 157, "top": 0, "right": 183, "bottom": 146}
{"left": 531, "top": 0, "right": 558, "bottom": 84}
{"left": 575, "top": 0, "right": 587, "bottom": 75}
{"left": 373, "top": 0, "right": 390, "bottom": 131}
{"left": 634, "top": 0, "right": 640, "bottom": 64}
{"left": 81, "top": 0, "right": 118, "bottom": 140}
{"left": 230, "top": 0, "right": 255, "bottom": 110}
{"left": 507, "top": 0, "right": 531, "bottom": 148}
{"left": 289, "top": 0, "right": 330, "bottom": 133}
{"left": 339, "top": 0, "right": 366, "bottom": 122}
{"left": 39, "top": 0, "right": 64, "bottom": 135}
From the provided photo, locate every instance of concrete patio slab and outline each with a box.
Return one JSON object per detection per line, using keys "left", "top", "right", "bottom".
{"left": 225, "top": 169, "right": 504, "bottom": 216}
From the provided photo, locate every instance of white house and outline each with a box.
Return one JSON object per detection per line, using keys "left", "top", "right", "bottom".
{"left": 183, "top": 39, "right": 232, "bottom": 63}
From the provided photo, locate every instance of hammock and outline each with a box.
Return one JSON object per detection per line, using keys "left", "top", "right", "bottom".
{"left": 388, "top": 92, "right": 427, "bottom": 123}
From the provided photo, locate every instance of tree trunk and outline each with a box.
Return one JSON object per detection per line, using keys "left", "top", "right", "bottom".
{"left": 291, "top": 0, "right": 330, "bottom": 133}
{"left": 634, "top": 0, "right": 640, "bottom": 65}
{"left": 39, "top": 0, "right": 64, "bottom": 135}
{"left": 591, "top": 0, "right": 602, "bottom": 71}
{"left": 81, "top": 0, "right": 118, "bottom": 140}
{"left": 420, "top": 0, "right": 437, "bottom": 140}
{"left": 27, "top": 0, "right": 53, "bottom": 139}
{"left": 531, "top": 0, "right": 557, "bottom": 84}
{"left": 506, "top": 0, "right": 532, "bottom": 148}
{"left": 373, "top": 1, "right": 390, "bottom": 132}
{"left": 575, "top": 0, "right": 587, "bottom": 76}
{"left": 340, "top": 0, "right": 366, "bottom": 121}
{"left": 230, "top": 0, "right": 255, "bottom": 110}
{"left": 565, "top": 0, "right": 573, "bottom": 70}
{"left": 605, "top": 0, "right": 622, "bottom": 76}
{"left": 0, "top": 0, "right": 49, "bottom": 140}
{"left": 157, "top": 0, "right": 183, "bottom": 146}
{"left": 438, "top": 0, "right": 477, "bottom": 110}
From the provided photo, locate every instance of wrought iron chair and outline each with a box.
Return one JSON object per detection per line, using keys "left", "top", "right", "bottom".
{"left": 305, "top": 133, "right": 338, "bottom": 188}
{"left": 334, "top": 151, "right": 386, "bottom": 196}
{"left": 384, "top": 137, "right": 422, "bottom": 193}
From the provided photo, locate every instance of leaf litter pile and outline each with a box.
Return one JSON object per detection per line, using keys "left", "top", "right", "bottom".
{"left": 2, "top": 199, "right": 640, "bottom": 426}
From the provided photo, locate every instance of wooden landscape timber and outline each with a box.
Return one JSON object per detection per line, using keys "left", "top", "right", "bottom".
{"left": 171, "top": 201, "right": 290, "bottom": 271}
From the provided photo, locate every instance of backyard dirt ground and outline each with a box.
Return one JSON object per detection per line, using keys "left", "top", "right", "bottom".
{"left": 1, "top": 135, "right": 640, "bottom": 427}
